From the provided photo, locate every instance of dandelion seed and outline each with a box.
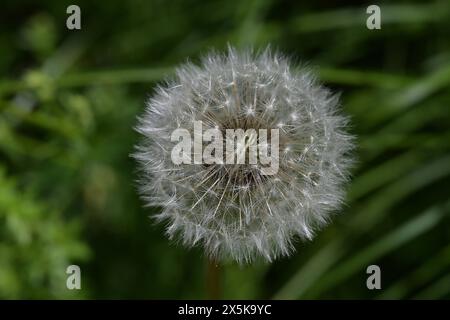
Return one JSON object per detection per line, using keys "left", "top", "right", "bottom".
{"left": 133, "top": 47, "right": 354, "bottom": 263}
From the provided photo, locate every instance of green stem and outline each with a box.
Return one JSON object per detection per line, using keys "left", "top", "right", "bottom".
{"left": 206, "top": 258, "right": 221, "bottom": 300}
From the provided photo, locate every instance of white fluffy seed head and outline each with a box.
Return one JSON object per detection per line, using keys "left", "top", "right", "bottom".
{"left": 134, "top": 47, "right": 354, "bottom": 263}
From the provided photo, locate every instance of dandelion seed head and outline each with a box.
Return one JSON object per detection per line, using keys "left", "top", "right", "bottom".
{"left": 134, "top": 47, "right": 354, "bottom": 263}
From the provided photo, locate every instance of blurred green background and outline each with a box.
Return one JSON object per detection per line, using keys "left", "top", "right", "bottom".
{"left": 1, "top": 0, "right": 450, "bottom": 299}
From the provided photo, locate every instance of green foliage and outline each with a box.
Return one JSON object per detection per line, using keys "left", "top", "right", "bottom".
{"left": 0, "top": 0, "right": 449, "bottom": 299}
{"left": 0, "top": 169, "right": 89, "bottom": 298}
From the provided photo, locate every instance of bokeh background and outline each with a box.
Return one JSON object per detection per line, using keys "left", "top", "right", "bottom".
{"left": 1, "top": 0, "right": 450, "bottom": 299}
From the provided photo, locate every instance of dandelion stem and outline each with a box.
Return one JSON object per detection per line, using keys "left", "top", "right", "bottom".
{"left": 206, "top": 258, "right": 221, "bottom": 300}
